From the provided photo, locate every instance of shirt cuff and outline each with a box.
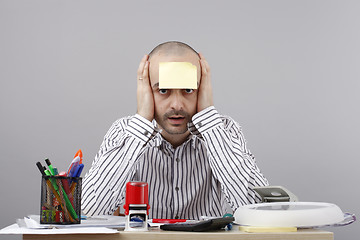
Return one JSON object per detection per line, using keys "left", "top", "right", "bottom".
{"left": 188, "top": 106, "right": 223, "bottom": 135}
{"left": 126, "top": 114, "right": 160, "bottom": 143}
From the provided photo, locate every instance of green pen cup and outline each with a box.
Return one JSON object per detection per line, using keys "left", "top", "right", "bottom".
{"left": 40, "top": 175, "right": 82, "bottom": 224}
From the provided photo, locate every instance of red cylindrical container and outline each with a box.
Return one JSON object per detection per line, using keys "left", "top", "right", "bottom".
{"left": 123, "top": 182, "right": 150, "bottom": 215}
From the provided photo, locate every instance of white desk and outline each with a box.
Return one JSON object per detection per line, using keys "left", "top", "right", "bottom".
{"left": 23, "top": 227, "right": 333, "bottom": 240}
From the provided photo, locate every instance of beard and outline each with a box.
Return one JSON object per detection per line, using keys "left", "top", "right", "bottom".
{"left": 155, "top": 109, "right": 192, "bottom": 135}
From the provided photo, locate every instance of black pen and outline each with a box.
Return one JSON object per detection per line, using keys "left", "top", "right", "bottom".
{"left": 36, "top": 162, "right": 46, "bottom": 176}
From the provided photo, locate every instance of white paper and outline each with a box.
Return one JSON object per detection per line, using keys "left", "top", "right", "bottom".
{"left": 28, "top": 215, "right": 129, "bottom": 229}
{"left": 0, "top": 224, "right": 118, "bottom": 235}
{"left": 0, "top": 215, "right": 150, "bottom": 235}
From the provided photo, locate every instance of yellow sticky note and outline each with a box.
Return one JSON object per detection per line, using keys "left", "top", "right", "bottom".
{"left": 159, "top": 62, "right": 197, "bottom": 89}
{"left": 239, "top": 226, "right": 298, "bottom": 233}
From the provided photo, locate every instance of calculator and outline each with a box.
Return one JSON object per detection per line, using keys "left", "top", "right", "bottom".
{"left": 160, "top": 217, "right": 234, "bottom": 232}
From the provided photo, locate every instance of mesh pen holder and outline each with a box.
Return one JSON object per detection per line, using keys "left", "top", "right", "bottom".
{"left": 40, "top": 176, "right": 82, "bottom": 224}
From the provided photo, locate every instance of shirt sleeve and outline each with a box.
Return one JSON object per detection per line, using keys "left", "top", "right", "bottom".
{"left": 81, "top": 114, "right": 159, "bottom": 216}
{"left": 189, "top": 106, "right": 269, "bottom": 210}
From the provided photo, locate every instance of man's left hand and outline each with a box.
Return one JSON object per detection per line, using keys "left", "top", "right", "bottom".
{"left": 197, "top": 53, "right": 214, "bottom": 112}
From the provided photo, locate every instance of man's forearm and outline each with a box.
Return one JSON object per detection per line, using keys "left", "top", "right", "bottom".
{"left": 81, "top": 115, "right": 159, "bottom": 216}
{"left": 189, "top": 107, "right": 269, "bottom": 210}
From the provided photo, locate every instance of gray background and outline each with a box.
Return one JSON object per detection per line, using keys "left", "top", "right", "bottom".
{"left": 0, "top": 0, "right": 359, "bottom": 239}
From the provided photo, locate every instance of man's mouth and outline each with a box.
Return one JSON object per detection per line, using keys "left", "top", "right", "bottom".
{"left": 168, "top": 115, "right": 186, "bottom": 125}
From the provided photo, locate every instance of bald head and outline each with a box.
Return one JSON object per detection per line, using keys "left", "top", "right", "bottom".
{"left": 148, "top": 41, "right": 201, "bottom": 90}
{"left": 148, "top": 41, "right": 199, "bottom": 60}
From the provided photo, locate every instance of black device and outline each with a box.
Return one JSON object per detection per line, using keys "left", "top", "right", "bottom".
{"left": 160, "top": 217, "right": 234, "bottom": 232}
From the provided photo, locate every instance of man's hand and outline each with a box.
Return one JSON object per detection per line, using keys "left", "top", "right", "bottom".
{"left": 197, "top": 53, "right": 214, "bottom": 112}
{"left": 136, "top": 55, "right": 154, "bottom": 122}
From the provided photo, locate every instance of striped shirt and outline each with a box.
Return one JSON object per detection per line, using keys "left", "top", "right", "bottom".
{"left": 82, "top": 106, "right": 268, "bottom": 219}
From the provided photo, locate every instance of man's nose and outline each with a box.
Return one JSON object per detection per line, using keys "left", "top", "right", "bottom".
{"left": 169, "top": 90, "right": 185, "bottom": 110}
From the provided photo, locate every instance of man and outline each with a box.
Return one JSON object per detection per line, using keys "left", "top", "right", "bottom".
{"left": 82, "top": 41, "right": 268, "bottom": 219}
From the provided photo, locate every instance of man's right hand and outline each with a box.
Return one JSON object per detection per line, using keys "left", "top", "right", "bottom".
{"left": 136, "top": 55, "right": 154, "bottom": 122}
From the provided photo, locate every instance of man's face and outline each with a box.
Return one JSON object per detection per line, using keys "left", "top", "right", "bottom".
{"left": 149, "top": 51, "right": 201, "bottom": 136}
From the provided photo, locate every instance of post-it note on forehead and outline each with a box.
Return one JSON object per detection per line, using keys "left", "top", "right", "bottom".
{"left": 159, "top": 62, "right": 197, "bottom": 89}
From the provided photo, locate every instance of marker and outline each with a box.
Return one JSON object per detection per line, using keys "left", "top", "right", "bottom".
{"left": 45, "top": 159, "right": 55, "bottom": 175}
{"left": 36, "top": 162, "right": 46, "bottom": 176}
{"left": 37, "top": 162, "right": 66, "bottom": 221}
{"left": 67, "top": 150, "right": 83, "bottom": 176}
{"left": 73, "top": 164, "right": 84, "bottom": 178}
{"left": 68, "top": 163, "right": 83, "bottom": 185}
{"left": 67, "top": 156, "right": 80, "bottom": 177}
{"left": 76, "top": 164, "right": 84, "bottom": 177}
{"left": 74, "top": 149, "right": 83, "bottom": 164}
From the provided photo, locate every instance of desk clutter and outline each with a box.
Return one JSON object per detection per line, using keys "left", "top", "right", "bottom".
{"left": 1, "top": 155, "right": 355, "bottom": 236}
{"left": 36, "top": 149, "right": 84, "bottom": 225}
{"left": 40, "top": 175, "right": 82, "bottom": 224}
{"left": 233, "top": 186, "right": 356, "bottom": 232}
{"left": 124, "top": 181, "right": 150, "bottom": 231}
{"left": 234, "top": 202, "right": 356, "bottom": 232}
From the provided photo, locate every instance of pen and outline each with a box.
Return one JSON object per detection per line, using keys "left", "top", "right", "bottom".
{"left": 69, "top": 163, "right": 84, "bottom": 185}
{"left": 59, "top": 171, "right": 74, "bottom": 207}
{"left": 74, "top": 164, "right": 84, "bottom": 178}
{"left": 46, "top": 178, "right": 71, "bottom": 222}
{"left": 45, "top": 159, "right": 55, "bottom": 175}
{"left": 57, "top": 181, "right": 78, "bottom": 221}
{"left": 67, "top": 156, "right": 80, "bottom": 177}
{"left": 36, "top": 154, "right": 83, "bottom": 224}
{"left": 152, "top": 219, "right": 187, "bottom": 223}
{"left": 44, "top": 169, "right": 78, "bottom": 220}
{"left": 56, "top": 179, "right": 72, "bottom": 222}
{"left": 74, "top": 149, "right": 83, "bottom": 164}
{"left": 44, "top": 169, "right": 59, "bottom": 191}
{"left": 70, "top": 181, "right": 77, "bottom": 195}
{"left": 67, "top": 150, "right": 82, "bottom": 176}
{"left": 37, "top": 163, "right": 53, "bottom": 207}
{"left": 36, "top": 162, "right": 46, "bottom": 176}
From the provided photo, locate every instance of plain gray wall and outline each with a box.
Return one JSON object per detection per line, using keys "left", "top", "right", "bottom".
{"left": 0, "top": 0, "right": 359, "bottom": 239}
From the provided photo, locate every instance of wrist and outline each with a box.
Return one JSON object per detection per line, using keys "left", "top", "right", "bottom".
{"left": 136, "top": 110, "right": 153, "bottom": 122}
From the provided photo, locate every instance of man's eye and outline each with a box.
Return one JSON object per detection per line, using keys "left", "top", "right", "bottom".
{"left": 184, "top": 89, "right": 194, "bottom": 93}
{"left": 159, "top": 89, "right": 168, "bottom": 94}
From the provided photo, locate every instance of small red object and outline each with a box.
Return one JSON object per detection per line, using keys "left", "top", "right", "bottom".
{"left": 55, "top": 211, "right": 61, "bottom": 222}
{"left": 152, "top": 219, "right": 187, "bottom": 223}
{"left": 123, "top": 182, "right": 150, "bottom": 215}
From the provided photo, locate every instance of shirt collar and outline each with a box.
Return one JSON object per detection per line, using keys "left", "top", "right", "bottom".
{"left": 151, "top": 130, "right": 198, "bottom": 149}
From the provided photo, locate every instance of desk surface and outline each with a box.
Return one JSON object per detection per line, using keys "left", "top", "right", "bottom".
{"left": 23, "top": 227, "right": 333, "bottom": 240}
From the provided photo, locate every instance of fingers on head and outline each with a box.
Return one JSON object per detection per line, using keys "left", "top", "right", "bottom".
{"left": 200, "top": 59, "right": 208, "bottom": 75}
{"left": 137, "top": 55, "right": 149, "bottom": 77}
{"left": 143, "top": 61, "right": 149, "bottom": 77}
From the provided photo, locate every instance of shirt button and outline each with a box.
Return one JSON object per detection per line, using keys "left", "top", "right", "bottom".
{"left": 175, "top": 215, "right": 179, "bottom": 219}
{"left": 144, "top": 130, "right": 149, "bottom": 136}
{"left": 175, "top": 187, "right": 179, "bottom": 191}
{"left": 176, "top": 158, "right": 180, "bottom": 162}
{"left": 196, "top": 122, "right": 203, "bottom": 128}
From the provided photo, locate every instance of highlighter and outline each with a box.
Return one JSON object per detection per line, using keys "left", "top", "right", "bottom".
{"left": 45, "top": 159, "right": 55, "bottom": 175}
